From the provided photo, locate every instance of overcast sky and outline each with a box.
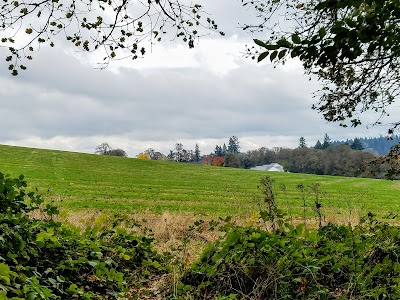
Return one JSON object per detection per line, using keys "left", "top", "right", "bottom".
{"left": 0, "top": 0, "right": 396, "bottom": 157}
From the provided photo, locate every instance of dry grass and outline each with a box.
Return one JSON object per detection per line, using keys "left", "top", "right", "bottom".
{"left": 31, "top": 204, "right": 399, "bottom": 269}
{"left": 29, "top": 207, "right": 400, "bottom": 299}
{"left": 31, "top": 208, "right": 221, "bottom": 263}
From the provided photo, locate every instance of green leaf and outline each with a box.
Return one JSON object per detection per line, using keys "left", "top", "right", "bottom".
{"left": 257, "top": 51, "right": 269, "bottom": 62}
{"left": 0, "top": 264, "right": 10, "bottom": 285}
{"left": 264, "top": 44, "right": 279, "bottom": 50}
{"left": 278, "top": 50, "right": 287, "bottom": 59}
{"left": 315, "top": 1, "right": 328, "bottom": 10}
{"left": 26, "top": 292, "right": 37, "bottom": 300}
{"left": 88, "top": 261, "right": 98, "bottom": 267}
{"left": 291, "top": 34, "right": 301, "bottom": 44}
{"left": 319, "top": 27, "right": 327, "bottom": 38}
{"left": 270, "top": 51, "right": 278, "bottom": 61}
{"left": 122, "top": 254, "right": 131, "bottom": 260}
{"left": 254, "top": 39, "right": 268, "bottom": 48}
{"left": 277, "top": 38, "right": 291, "bottom": 48}
{"left": 254, "top": 39, "right": 279, "bottom": 50}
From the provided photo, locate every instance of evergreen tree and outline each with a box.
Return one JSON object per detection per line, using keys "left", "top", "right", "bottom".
{"left": 214, "top": 145, "right": 223, "bottom": 157}
{"left": 227, "top": 136, "right": 240, "bottom": 153}
{"left": 222, "top": 143, "right": 228, "bottom": 156}
{"left": 351, "top": 138, "right": 364, "bottom": 151}
{"left": 240, "top": 154, "right": 252, "bottom": 169}
{"left": 194, "top": 144, "right": 201, "bottom": 162}
{"left": 314, "top": 140, "right": 323, "bottom": 149}
{"left": 322, "top": 133, "right": 331, "bottom": 149}
{"left": 299, "top": 137, "right": 307, "bottom": 148}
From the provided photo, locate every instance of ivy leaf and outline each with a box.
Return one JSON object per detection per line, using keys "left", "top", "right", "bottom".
{"left": 0, "top": 263, "right": 11, "bottom": 285}
{"left": 88, "top": 261, "right": 98, "bottom": 267}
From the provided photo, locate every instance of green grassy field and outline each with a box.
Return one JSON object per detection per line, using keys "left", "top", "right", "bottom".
{"left": 0, "top": 144, "right": 399, "bottom": 218}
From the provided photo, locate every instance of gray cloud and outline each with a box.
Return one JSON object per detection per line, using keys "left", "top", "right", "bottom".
{"left": 3, "top": 47, "right": 315, "bottom": 138}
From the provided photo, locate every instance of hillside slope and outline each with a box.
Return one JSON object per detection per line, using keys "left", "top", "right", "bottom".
{"left": 0, "top": 144, "right": 399, "bottom": 217}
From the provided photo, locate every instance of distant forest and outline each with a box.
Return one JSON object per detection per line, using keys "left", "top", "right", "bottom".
{"left": 333, "top": 135, "right": 400, "bottom": 155}
{"left": 105, "top": 135, "right": 399, "bottom": 179}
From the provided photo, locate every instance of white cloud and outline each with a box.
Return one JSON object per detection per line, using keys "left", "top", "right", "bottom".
{"left": 66, "top": 34, "right": 249, "bottom": 76}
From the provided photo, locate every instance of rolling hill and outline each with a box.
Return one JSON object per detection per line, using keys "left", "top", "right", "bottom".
{"left": 1, "top": 144, "right": 399, "bottom": 218}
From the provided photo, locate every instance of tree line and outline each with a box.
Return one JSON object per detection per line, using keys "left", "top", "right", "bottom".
{"left": 95, "top": 134, "right": 391, "bottom": 179}
{"left": 332, "top": 135, "right": 400, "bottom": 155}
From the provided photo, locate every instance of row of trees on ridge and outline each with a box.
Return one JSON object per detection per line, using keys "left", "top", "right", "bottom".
{"left": 95, "top": 133, "right": 392, "bottom": 179}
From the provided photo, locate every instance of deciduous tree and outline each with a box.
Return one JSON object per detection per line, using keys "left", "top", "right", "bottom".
{"left": 144, "top": 148, "right": 165, "bottom": 160}
{"left": 136, "top": 153, "right": 151, "bottom": 160}
{"left": 211, "top": 156, "right": 224, "bottom": 167}
{"left": 248, "top": 0, "right": 400, "bottom": 130}
{"left": 1, "top": 0, "right": 223, "bottom": 75}
{"left": 248, "top": 0, "right": 400, "bottom": 177}
{"left": 106, "top": 148, "right": 127, "bottom": 157}
{"left": 95, "top": 142, "right": 112, "bottom": 155}
{"left": 173, "top": 143, "right": 193, "bottom": 162}
{"left": 95, "top": 142, "right": 127, "bottom": 157}
{"left": 224, "top": 153, "right": 240, "bottom": 168}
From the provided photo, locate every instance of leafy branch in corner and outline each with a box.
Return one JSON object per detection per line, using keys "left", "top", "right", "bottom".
{"left": 243, "top": 0, "right": 400, "bottom": 131}
{"left": 0, "top": 0, "right": 224, "bottom": 75}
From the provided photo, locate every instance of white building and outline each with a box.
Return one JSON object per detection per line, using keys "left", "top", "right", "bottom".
{"left": 250, "top": 163, "right": 284, "bottom": 172}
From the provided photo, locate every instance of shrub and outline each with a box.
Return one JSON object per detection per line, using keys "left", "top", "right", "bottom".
{"left": 104, "top": 148, "right": 128, "bottom": 157}
{"left": 0, "top": 171, "right": 167, "bottom": 299}
{"left": 136, "top": 153, "right": 151, "bottom": 160}
{"left": 182, "top": 219, "right": 400, "bottom": 299}
{"left": 211, "top": 156, "right": 224, "bottom": 167}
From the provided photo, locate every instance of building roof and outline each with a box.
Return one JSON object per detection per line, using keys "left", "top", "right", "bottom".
{"left": 250, "top": 163, "right": 284, "bottom": 172}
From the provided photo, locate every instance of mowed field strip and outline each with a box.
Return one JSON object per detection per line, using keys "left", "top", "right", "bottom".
{"left": 1, "top": 144, "right": 399, "bottom": 217}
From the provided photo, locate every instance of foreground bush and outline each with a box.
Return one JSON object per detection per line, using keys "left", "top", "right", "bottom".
{"left": 182, "top": 220, "right": 400, "bottom": 299}
{"left": 1, "top": 171, "right": 400, "bottom": 299}
{"left": 0, "top": 172, "right": 167, "bottom": 299}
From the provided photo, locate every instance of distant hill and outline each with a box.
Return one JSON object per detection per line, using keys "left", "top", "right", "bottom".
{"left": 333, "top": 135, "right": 400, "bottom": 155}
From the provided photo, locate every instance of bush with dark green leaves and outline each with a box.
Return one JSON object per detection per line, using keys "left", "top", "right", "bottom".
{"left": 182, "top": 219, "right": 400, "bottom": 299}
{"left": 0, "top": 172, "right": 167, "bottom": 299}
